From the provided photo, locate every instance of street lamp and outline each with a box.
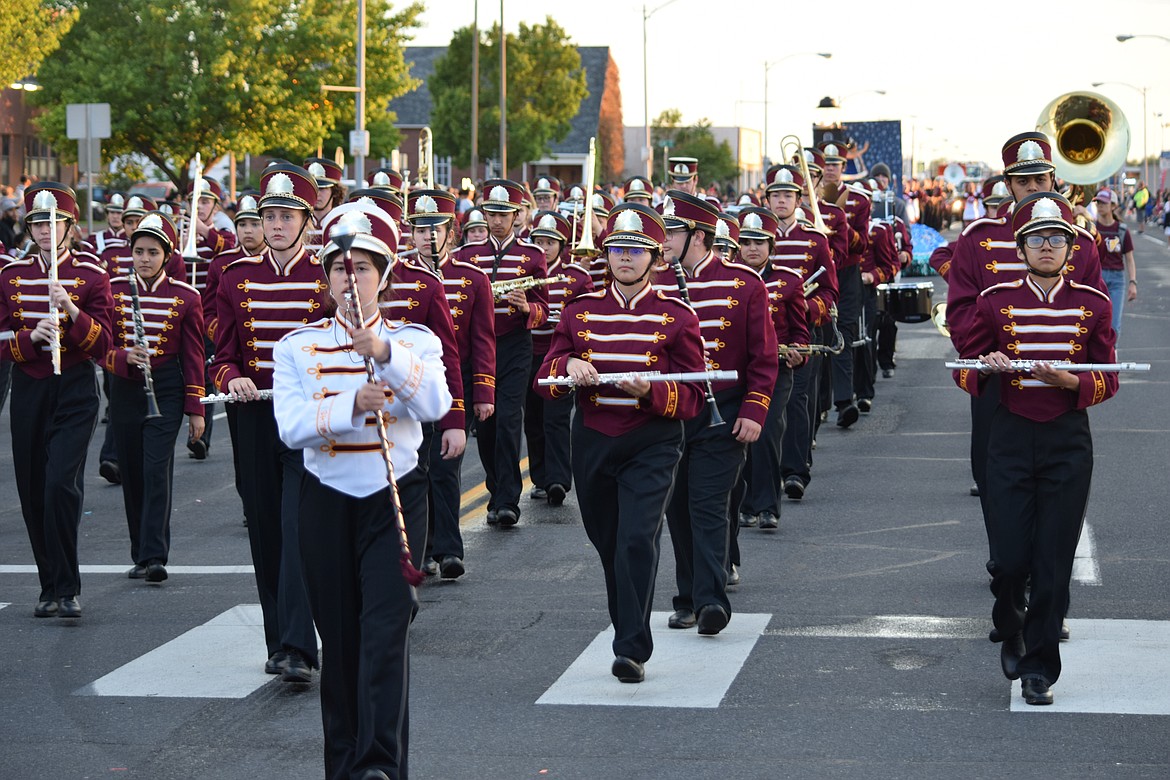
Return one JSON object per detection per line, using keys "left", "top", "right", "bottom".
{"left": 643, "top": 0, "right": 684, "bottom": 180}
{"left": 1092, "top": 80, "right": 1148, "bottom": 187}
{"left": 763, "top": 52, "right": 831, "bottom": 165}
{"left": 1116, "top": 34, "right": 1170, "bottom": 44}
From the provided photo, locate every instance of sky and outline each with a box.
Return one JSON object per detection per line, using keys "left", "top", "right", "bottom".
{"left": 409, "top": 0, "right": 1170, "bottom": 173}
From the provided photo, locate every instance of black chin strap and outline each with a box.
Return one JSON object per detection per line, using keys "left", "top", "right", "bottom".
{"left": 1025, "top": 262, "right": 1065, "bottom": 279}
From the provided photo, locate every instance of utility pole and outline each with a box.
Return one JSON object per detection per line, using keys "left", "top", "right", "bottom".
{"left": 471, "top": 1, "right": 479, "bottom": 182}
{"left": 499, "top": 0, "right": 507, "bottom": 175}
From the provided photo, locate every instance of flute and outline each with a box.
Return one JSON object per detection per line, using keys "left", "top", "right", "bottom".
{"left": 945, "top": 360, "right": 1150, "bottom": 373}
{"left": 200, "top": 389, "right": 274, "bottom": 404}
{"left": 334, "top": 221, "right": 426, "bottom": 588}
{"left": 0, "top": 331, "right": 15, "bottom": 342}
{"left": 538, "top": 369, "right": 739, "bottom": 387}
{"left": 48, "top": 205, "right": 61, "bottom": 375}
{"left": 127, "top": 273, "right": 162, "bottom": 419}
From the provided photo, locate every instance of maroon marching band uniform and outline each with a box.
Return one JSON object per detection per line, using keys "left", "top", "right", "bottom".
{"left": 105, "top": 212, "right": 205, "bottom": 575}
{"left": 535, "top": 201, "right": 706, "bottom": 674}
{"left": 1, "top": 183, "right": 114, "bottom": 613}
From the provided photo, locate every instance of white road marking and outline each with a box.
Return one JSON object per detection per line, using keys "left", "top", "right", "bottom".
{"left": 76, "top": 605, "right": 271, "bottom": 699}
{"left": 766, "top": 615, "right": 985, "bottom": 640}
{"left": 537, "top": 612, "right": 771, "bottom": 708}
{"left": 1140, "top": 233, "right": 1166, "bottom": 246}
{"left": 1072, "top": 521, "right": 1101, "bottom": 585}
{"left": 0, "top": 603, "right": 9, "bottom": 610}
{"left": 0, "top": 565, "right": 254, "bottom": 575}
{"left": 213, "top": 411, "right": 227, "bottom": 421}
{"left": 1010, "top": 619, "right": 1170, "bottom": 715}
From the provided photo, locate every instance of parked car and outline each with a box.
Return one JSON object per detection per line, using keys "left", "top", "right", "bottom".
{"left": 129, "top": 181, "right": 178, "bottom": 203}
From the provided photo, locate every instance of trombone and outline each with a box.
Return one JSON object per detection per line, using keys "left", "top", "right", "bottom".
{"left": 571, "top": 137, "right": 600, "bottom": 259}
{"left": 780, "top": 135, "right": 829, "bottom": 235}
{"left": 416, "top": 127, "right": 434, "bottom": 190}
{"left": 181, "top": 153, "right": 203, "bottom": 281}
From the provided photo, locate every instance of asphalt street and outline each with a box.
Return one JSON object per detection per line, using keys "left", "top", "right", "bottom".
{"left": 1, "top": 226, "right": 1168, "bottom": 779}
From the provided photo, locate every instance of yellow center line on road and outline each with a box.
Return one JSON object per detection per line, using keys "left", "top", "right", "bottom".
{"left": 458, "top": 457, "right": 529, "bottom": 528}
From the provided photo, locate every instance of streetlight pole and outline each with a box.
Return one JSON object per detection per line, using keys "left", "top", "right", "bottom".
{"left": 763, "top": 52, "right": 832, "bottom": 165}
{"left": 471, "top": 0, "right": 479, "bottom": 182}
{"left": 1093, "top": 80, "right": 1149, "bottom": 187}
{"left": 499, "top": 0, "right": 506, "bottom": 176}
{"left": 354, "top": 0, "right": 366, "bottom": 184}
{"left": 643, "top": 0, "right": 683, "bottom": 180}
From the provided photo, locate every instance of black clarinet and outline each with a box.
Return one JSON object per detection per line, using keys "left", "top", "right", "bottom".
{"left": 127, "top": 273, "right": 162, "bottom": 419}
{"left": 667, "top": 257, "right": 725, "bottom": 427}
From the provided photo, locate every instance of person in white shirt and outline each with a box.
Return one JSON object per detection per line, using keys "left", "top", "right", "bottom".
{"left": 273, "top": 201, "right": 451, "bottom": 780}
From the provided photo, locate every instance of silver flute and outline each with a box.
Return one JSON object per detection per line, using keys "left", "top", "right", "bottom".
{"left": 200, "top": 389, "right": 274, "bottom": 404}
{"left": 538, "top": 369, "right": 739, "bottom": 387}
{"left": 945, "top": 360, "right": 1150, "bottom": 373}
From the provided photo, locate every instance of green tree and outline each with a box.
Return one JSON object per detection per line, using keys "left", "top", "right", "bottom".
{"left": 32, "top": 0, "right": 421, "bottom": 187}
{"left": 651, "top": 110, "right": 739, "bottom": 186}
{"left": 0, "top": 1, "right": 78, "bottom": 89}
{"left": 429, "top": 17, "right": 588, "bottom": 169}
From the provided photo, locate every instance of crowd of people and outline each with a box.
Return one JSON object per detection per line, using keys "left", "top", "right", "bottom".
{"left": 0, "top": 127, "right": 1135, "bottom": 777}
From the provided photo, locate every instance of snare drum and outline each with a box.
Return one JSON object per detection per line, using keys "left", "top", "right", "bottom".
{"left": 876, "top": 281, "right": 934, "bottom": 323}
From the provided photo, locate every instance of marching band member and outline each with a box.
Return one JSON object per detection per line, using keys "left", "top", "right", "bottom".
{"left": 929, "top": 176, "right": 1008, "bottom": 280}
{"left": 666, "top": 156, "right": 700, "bottom": 196}
{"left": 734, "top": 205, "right": 808, "bottom": 531}
{"left": 369, "top": 167, "right": 406, "bottom": 198}
{"left": 101, "top": 195, "right": 188, "bottom": 283}
{"left": 535, "top": 203, "right": 705, "bottom": 682}
{"left": 406, "top": 190, "right": 495, "bottom": 579}
{"left": 531, "top": 176, "right": 562, "bottom": 214}
{"left": 525, "top": 209, "right": 592, "bottom": 505}
{"left": 453, "top": 179, "right": 549, "bottom": 527}
{"left": 303, "top": 157, "right": 346, "bottom": 255}
{"left": 853, "top": 183, "right": 900, "bottom": 413}
{"left": 713, "top": 213, "right": 740, "bottom": 260}
{"left": 461, "top": 208, "right": 489, "bottom": 246}
{"left": 871, "top": 178, "right": 915, "bottom": 380}
{"left": 375, "top": 188, "right": 464, "bottom": 575}
{"left": 655, "top": 190, "right": 777, "bottom": 635}
{"left": 105, "top": 212, "right": 205, "bottom": 584}
{"left": 274, "top": 202, "right": 450, "bottom": 779}
{"left": 622, "top": 175, "right": 654, "bottom": 205}
{"left": 211, "top": 162, "right": 326, "bottom": 683}
{"left": 769, "top": 163, "right": 838, "bottom": 501}
{"left": 954, "top": 191, "right": 1117, "bottom": 705}
{"left": 82, "top": 192, "right": 126, "bottom": 256}
{"left": 818, "top": 140, "right": 870, "bottom": 428}
{"left": 1, "top": 183, "right": 113, "bottom": 618}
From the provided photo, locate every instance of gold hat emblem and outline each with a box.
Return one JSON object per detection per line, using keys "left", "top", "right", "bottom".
{"left": 1018, "top": 140, "right": 1044, "bottom": 162}
{"left": 661, "top": 196, "right": 675, "bottom": 217}
{"left": 266, "top": 172, "right": 295, "bottom": 196}
{"left": 109, "top": 193, "right": 125, "bottom": 208}
{"left": 613, "top": 209, "right": 644, "bottom": 233}
{"left": 466, "top": 209, "right": 486, "bottom": 224}
{"left": 672, "top": 163, "right": 691, "bottom": 175}
{"left": 139, "top": 213, "right": 164, "bottom": 231}
{"left": 991, "top": 181, "right": 1009, "bottom": 198}
{"left": 489, "top": 185, "right": 509, "bottom": 203}
{"left": 538, "top": 214, "right": 557, "bottom": 230}
{"left": 569, "top": 186, "right": 584, "bottom": 201}
{"left": 127, "top": 196, "right": 146, "bottom": 210}
{"left": 776, "top": 168, "right": 794, "bottom": 184}
{"left": 825, "top": 144, "right": 839, "bottom": 157}
{"left": 743, "top": 213, "right": 763, "bottom": 230}
{"left": 308, "top": 162, "right": 327, "bottom": 179}
{"left": 32, "top": 190, "right": 58, "bottom": 210}
{"left": 239, "top": 195, "right": 258, "bottom": 211}
{"left": 591, "top": 193, "right": 605, "bottom": 209}
{"left": 629, "top": 179, "right": 646, "bottom": 192}
{"left": 715, "top": 219, "right": 730, "bottom": 239}
{"left": 537, "top": 178, "right": 550, "bottom": 189}
{"left": 335, "top": 210, "right": 373, "bottom": 237}
{"left": 414, "top": 195, "right": 438, "bottom": 214}
{"left": 373, "top": 172, "right": 391, "bottom": 187}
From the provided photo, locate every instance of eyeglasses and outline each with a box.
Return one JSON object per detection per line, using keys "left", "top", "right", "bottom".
{"left": 1022, "top": 234, "right": 1069, "bottom": 249}
{"left": 607, "top": 246, "right": 648, "bottom": 258}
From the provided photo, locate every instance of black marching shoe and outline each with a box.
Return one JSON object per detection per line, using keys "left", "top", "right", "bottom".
{"left": 726, "top": 565, "right": 741, "bottom": 589}
{"left": 696, "top": 604, "right": 730, "bottom": 636}
{"left": 969, "top": 482, "right": 980, "bottom": 497}
{"left": 881, "top": 368, "right": 894, "bottom": 379}
{"left": 360, "top": 770, "right": 391, "bottom": 780}
{"left": 58, "top": 596, "right": 81, "bottom": 619}
{"left": 1000, "top": 632, "right": 1025, "bottom": 680}
{"left": 34, "top": 598, "right": 58, "bottom": 618}
{"left": 528, "top": 486, "right": 547, "bottom": 500}
{"left": 783, "top": 477, "right": 805, "bottom": 501}
{"left": 438, "top": 555, "right": 465, "bottom": 580}
{"left": 611, "top": 656, "right": 645, "bottom": 683}
{"left": 495, "top": 507, "right": 519, "bottom": 528}
{"left": 836, "top": 403, "right": 860, "bottom": 428}
{"left": 187, "top": 437, "right": 208, "bottom": 460}
{"left": 145, "top": 562, "right": 168, "bottom": 584}
{"left": 546, "top": 483, "right": 567, "bottom": 507}
{"left": 1060, "top": 620, "right": 1071, "bottom": 641}
{"left": 264, "top": 650, "right": 288, "bottom": 675}
{"left": 857, "top": 398, "right": 872, "bottom": 413}
{"left": 738, "top": 512, "right": 758, "bottom": 528}
{"left": 99, "top": 460, "right": 121, "bottom": 485}
{"left": 758, "top": 511, "right": 778, "bottom": 530}
{"left": 127, "top": 564, "right": 148, "bottom": 579}
{"left": 421, "top": 559, "right": 440, "bottom": 577}
{"left": 667, "top": 609, "right": 696, "bottom": 629}
{"left": 281, "top": 649, "right": 312, "bottom": 683}
{"left": 1021, "top": 677, "right": 1054, "bottom": 705}
{"left": 485, "top": 509, "right": 499, "bottom": 526}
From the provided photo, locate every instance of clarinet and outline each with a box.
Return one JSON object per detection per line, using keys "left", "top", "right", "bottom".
{"left": 667, "top": 256, "right": 725, "bottom": 427}
{"left": 127, "top": 273, "right": 163, "bottom": 419}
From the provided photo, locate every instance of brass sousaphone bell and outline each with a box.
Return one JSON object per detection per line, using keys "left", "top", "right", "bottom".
{"left": 1036, "top": 91, "right": 1130, "bottom": 187}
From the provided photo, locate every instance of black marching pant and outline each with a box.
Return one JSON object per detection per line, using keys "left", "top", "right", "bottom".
{"left": 524, "top": 351, "right": 574, "bottom": 491}
{"left": 742, "top": 367, "right": 795, "bottom": 517}
{"left": 234, "top": 402, "right": 317, "bottom": 665}
{"left": 109, "top": 361, "right": 184, "bottom": 566}
{"left": 875, "top": 310, "right": 897, "bottom": 371}
{"left": 476, "top": 328, "right": 530, "bottom": 515}
{"left": 300, "top": 473, "right": 413, "bottom": 780}
{"left": 398, "top": 423, "right": 434, "bottom": 570}
{"left": 224, "top": 402, "right": 251, "bottom": 522}
{"left": 853, "top": 283, "right": 878, "bottom": 401}
{"left": 971, "top": 378, "right": 1003, "bottom": 547}
{"left": 11, "top": 363, "right": 99, "bottom": 599}
{"left": 99, "top": 368, "right": 118, "bottom": 464}
{"left": 197, "top": 335, "right": 215, "bottom": 449}
{"left": 987, "top": 407, "right": 1092, "bottom": 685}
{"left": 668, "top": 395, "right": 747, "bottom": 616}
{"left": 0, "top": 359, "right": 11, "bottom": 412}
{"left": 781, "top": 325, "right": 824, "bottom": 486}
{"left": 575, "top": 416, "right": 683, "bottom": 662}
{"left": 830, "top": 264, "right": 862, "bottom": 406}
{"left": 428, "top": 367, "right": 473, "bottom": 561}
